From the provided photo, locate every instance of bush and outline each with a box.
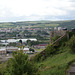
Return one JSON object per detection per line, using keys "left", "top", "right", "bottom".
{"left": 45, "top": 44, "right": 56, "bottom": 57}
{"left": 3, "top": 50, "right": 39, "bottom": 75}
{"left": 32, "top": 53, "right": 42, "bottom": 62}
{"left": 66, "top": 35, "right": 75, "bottom": 53}
{"left": 52, "top": 35, "right": 60, "bottom": 42}
{"left": 33, "top": 44, "right": 56, "bottom": 62}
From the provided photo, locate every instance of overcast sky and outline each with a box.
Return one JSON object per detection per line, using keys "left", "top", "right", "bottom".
{"left": 0, "top": 0, "right": 75, "bottom": 22}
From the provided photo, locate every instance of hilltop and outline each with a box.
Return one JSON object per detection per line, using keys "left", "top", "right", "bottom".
{"left": 0, "top": 20, "right": 75, "bottom": 29}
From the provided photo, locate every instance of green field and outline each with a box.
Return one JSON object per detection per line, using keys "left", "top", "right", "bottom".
{"left": 0, "top": 20, "right": 75, "bottom": 28}
{"left": 0, "top": 23, "right": 14, "bottom": 28}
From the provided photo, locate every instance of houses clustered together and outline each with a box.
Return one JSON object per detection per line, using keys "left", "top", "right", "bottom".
{"left": 0, "top": 25, "right": 50, "bottom": 39}
{"left": 0, "top": 47, "right": 30, "bottom": 55}
{"left": 0, "top": 38, "right": 37, "bottom": 55}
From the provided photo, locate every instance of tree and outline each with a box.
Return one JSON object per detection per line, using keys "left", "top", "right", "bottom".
{"left": 3, "top": 50, "right": 39, "bottom": 75}
{"left": 41, "top": 31, "right": 49, "bottom": 35}
{"left": 27, "top": 40, "right": 31, "bottom": 46}
{"left": 27, "top": 40, "right": 39, "bottom": 47}
{"left": 19, "top": 39, "right": 22, "bottom": 44}
{"left": 29, "top": 48, "right": 35, "bottom": 52}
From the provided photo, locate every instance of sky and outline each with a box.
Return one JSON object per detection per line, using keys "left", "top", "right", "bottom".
{"left": 0, "top": 0, "right": 75, "bottom": 22}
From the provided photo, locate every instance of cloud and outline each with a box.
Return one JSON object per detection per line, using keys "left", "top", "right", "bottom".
{"left": 69, "top": 0, "right": 75, "bottom": 2}
{"left": 0, "top": 0, "right": 75, "bottom": 22}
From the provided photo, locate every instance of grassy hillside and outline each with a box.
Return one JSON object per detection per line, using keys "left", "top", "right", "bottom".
{"left": 0, "top": 20, "right": 75, "bottom": 28}
{"left": 33, "top": 34, "right": 75, "bottom": 75}
{"left": 37, "top": 51, "right": 75, "bottom": 75}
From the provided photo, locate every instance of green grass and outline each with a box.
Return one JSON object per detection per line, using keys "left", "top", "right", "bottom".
{"left": 0, "top": 23, "right": 59, "bottom": 28}
{"left": 35, "top": 48, "right": 44, "bottom": 52}
{"left": 0, "top": 23, "right": 15, "bottom": 28}
{"left": 31, "top": 24, "right": 59, "bottom": 28}
{"left": 36, "top": 50, "right": 75, "bottom": 75}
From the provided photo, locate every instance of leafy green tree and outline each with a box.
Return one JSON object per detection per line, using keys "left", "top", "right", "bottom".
{"left": 27, "top": 40, "right": 31, "bottom": 46}
{"left": 3, "top": 50, "right": 39, "bottom": 75}
{"left": 41, "top": 31, "right": 49, "bottom": 35}
{"left": 27, "top": 40, "right": 39, "bottom": 47}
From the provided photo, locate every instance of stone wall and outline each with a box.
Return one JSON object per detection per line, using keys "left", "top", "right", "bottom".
{"left": 50, "top": 30, "right": 67, "bottom": 44}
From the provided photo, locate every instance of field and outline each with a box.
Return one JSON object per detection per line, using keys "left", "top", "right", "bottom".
{"left": 0, "top": 20, "right": 75, "bottom": 29}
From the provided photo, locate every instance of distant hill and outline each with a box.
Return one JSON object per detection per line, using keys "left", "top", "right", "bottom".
{"left": 0, "top": 20, "right": 75, "bottom": 29}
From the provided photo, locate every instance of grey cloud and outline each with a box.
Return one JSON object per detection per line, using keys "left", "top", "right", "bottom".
{"left": 69, "top": 0, "right": 75, "bottom": 2}
{"left": 0, "top": 10, "right": 75, "bottom": 22}
{"left": 0, "top": 0, "right": 75, "bottom": 22}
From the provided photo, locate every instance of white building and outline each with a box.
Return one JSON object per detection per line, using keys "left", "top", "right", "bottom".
{"left": 58, "top": 27, "right": 62, "bottom": 31}
{"left": 54, "top": 27, "right": 57, "bottom": 30}
{"left": 19, "top": 48, "right": 30, "bottom": 53}
{"left": 0, "top": 38, "right": 37, "bottom": 43}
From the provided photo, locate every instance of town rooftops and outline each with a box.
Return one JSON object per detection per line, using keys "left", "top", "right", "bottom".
{"left": 0, "top": 47, "right": 6, "bottom": 51}
{"left": 0, "top": 47, "right": 29, "bottom": 51}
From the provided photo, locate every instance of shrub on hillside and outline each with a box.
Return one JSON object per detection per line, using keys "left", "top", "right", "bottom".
{"left": 45, "top": 44, "right": 56, "bottom": 57}
{"left": 69, "top": 32, "right": 75, "bottom": 39}
{"left": 66, "top": 35, "right": 75, "bottom": 53}
{"left": 32, "top": 53, "right": 42, "bottom": 62}
{"left": 52, "top": 35, "right": 68, "bottom": 47}
{"left": 3, "top": 50, "right": 39, "bottom": 75}
{"left": 52, "top": 35, "right": 60, "bottom": 42}
{"left": 33, "top": 44, "right": 56, "bottom": 62}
